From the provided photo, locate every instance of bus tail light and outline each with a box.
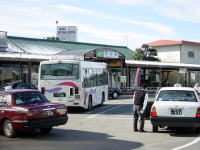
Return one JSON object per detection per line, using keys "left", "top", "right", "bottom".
{"left": 151, "top": 106, "right": 157, "bottom": 117}
{"left": 196, "top": 108, "right": 200, "bottom": 118}
{"left": 75, "top": 87, "right": 79, "bottom": 94}
{"left": 41, "top": 87, "right": 45, "bottom": 94}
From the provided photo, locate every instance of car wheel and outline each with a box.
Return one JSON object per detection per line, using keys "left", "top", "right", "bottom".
{"left": 112, "top": 91, "right": 118, "bottom": 99}
{"left": 152, "top": 125, "right": 158, "bottom": 132}
{"left": 3, "top": 119, "right": 17, "bottom": 138}
{"left": 40, "top": 127, "right": 52, "bottom": 134}
{"left": 87, "top": 96, "right": 93, "bottom": 111}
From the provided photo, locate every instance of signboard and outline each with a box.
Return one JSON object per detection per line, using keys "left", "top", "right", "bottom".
{"left": 96, "top": 50, "right": 119, "bottom": 59}
{"left": 120, "top": 76, "right": 126, "bottom": 83}
{"left": 0, "top": 31, "right": 8, "bottom": 48}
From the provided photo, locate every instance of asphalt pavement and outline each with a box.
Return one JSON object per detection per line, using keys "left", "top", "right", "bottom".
{"left": 0, "top": 95, "right": 200, "bottom": 150}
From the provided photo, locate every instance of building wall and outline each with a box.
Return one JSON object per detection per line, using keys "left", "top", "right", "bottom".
{"left": 181, "top": 45, "right": 200, "bottom": 64}
{"left": 154, "top": 45, "right": 181, "bottom": 63}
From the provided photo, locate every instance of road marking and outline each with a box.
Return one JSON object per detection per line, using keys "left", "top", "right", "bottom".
{"left": 87, "top": 104, "right": 129, "bottom": 119}
{"left": 88, "top": 117, "right": 132, "bottom": 120}
{"left": 85, "top": 105, "right": 113, "bottom": 114}
{"left": 171, "top": 134, "right": 200, "bottom": 150}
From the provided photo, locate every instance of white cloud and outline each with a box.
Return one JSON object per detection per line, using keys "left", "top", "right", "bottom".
{"left": 0, "top": 3, "right": 171, "bottom": 50}
{"left": 56, "top": 4, "right": 175, "bottom": 36}
{"left": 154, "top": 0, "right": 200, "bottom": 23}
{"left": 56, "top": 4, "right": 91, "bottom": 15}
{"left": 100, "top": 0, "right": 200, "bottom": 23}
{"left": 98, "top": 0, "right": 154, "bottom": 6}
{"left": 110, "top": 0, "right": 153, "bottom": 6}
{"left": 72, "top": 23, "right": 159, "bottom": 49}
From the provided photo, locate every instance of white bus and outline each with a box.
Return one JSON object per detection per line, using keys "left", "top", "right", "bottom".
{"left": 38, "top": 59, "right": 108, "bottom": 110}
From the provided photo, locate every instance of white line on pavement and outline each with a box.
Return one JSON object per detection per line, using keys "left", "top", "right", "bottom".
{"left": 171, "top": 134, "right": 200, "bottom": 150}
{"left": 87, "top": 104, "right": 129, "bottom": 119}
{"left": 85, "top": 105, "right": 113, "bottom": 114}
{"left": 88, "top": 117, "right": 132, "bottom": 120}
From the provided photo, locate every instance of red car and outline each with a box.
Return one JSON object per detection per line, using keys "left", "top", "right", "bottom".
{"left": 0, "top": 89, "right": 68, "bottom": 138}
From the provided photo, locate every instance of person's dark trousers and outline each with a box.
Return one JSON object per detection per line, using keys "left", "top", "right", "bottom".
{"left": 133, "top": 105, "right": 145, "bottom": 131}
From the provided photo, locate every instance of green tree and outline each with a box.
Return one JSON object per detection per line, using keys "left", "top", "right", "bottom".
{"left": 130, "top": 48, "right": 144, "bottom": 60}
{"left": 131, "top": 44, "right": 159, "bottom": 61}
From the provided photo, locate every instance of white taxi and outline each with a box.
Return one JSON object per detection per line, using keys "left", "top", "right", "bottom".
{"left": 150, "top": 87, "right": 200, "bottom": 132}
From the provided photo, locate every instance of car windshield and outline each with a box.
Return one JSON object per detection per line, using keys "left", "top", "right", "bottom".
{"left": 14, "top": 91, "right": 48, "bottom": 105}
{"left": 157, "top": 90, "right": 197, "bottom": 102}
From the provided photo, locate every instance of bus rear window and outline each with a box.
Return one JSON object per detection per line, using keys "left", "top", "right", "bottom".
{"left": 41, "top": 63, "right": 79, "bottom": 80}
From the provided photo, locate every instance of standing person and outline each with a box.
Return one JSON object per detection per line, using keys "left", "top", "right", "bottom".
{"left": 133, "top": 84, "right": 148, "bottom": 132}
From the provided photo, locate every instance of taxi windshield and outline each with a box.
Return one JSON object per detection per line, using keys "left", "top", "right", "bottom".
{"left": 14, "top": 91, "right": 48, "bottom": 105}
{"left": 157, "top": 90, "right": 197, "bottom": 102}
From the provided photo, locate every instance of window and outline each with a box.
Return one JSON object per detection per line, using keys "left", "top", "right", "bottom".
{"left": 157, "top": 90, "right": 197, "bottom": 102}
{"left": 83, "top": 68, "right": 108, "bottom": 88}
{"left": 188, "top": 51, "right": 194, "bottom": 58}
{"left": 70, "top": 88, "right": 74, "bottom": 96}
{"left": 0, "top": 94, "right": 7, "bottom": 106}
{"left": 41, "top": 63, "right": 79, "bottom": 80}
{"left": 14, "top": 92, "right": 48, "bottom": 105}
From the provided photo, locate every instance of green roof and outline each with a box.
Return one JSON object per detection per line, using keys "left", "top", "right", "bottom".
{"left": 7, "top": 36, "right": 134, "bottom": 59}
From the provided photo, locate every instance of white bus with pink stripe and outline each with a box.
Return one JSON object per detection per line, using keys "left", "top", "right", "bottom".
{"left": 38, "top": 59, "right": 108, "bottom": 110}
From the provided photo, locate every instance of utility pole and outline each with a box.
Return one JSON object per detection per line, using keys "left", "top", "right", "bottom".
{"left": 56, "top": 20, "right": 58, "bottom": 39}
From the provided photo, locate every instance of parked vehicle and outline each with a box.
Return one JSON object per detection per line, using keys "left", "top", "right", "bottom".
{"left": 120, "top": 86, "right": 140, "bottom": 95}
{"left": 38, "top": 59, "right": 108, "bottom": 110}
{"left": 0, "top": 89, "right": 68, "bottom": 138}
{"left": 150, "top": 87, "right": 200, "bottom": 132}
{"left": 146, "top": 87, "right": 159, "bottom": 95}
{"left": 108, "top": 87, "right": 120, "bottom": 99}
{"left": 3, "top": 81, "right": 37, "bottom": 90}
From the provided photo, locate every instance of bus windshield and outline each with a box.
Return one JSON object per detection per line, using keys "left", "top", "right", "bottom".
{"left": 41, "top": 63, "right": 79, "bottom": 80}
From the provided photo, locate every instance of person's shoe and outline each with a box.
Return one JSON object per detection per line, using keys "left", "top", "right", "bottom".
{"left": 134, "top": 129, "right": 138, "bottom": 132}
{"left": 139, "top": 130, "right": 145, "bottom": 132}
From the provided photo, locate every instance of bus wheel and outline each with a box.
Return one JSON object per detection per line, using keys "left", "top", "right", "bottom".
{"left": 101, "top": 92, "right": 105, "bottom": 105}
{"left": 87, "top": 96, "right": 93, "bottom": 111}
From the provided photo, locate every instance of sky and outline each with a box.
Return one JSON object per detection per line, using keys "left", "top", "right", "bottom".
{"left": 0, "top": 0, "right": 200, "bottom": 50}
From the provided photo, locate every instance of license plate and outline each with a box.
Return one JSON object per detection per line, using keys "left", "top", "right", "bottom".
{"left": 44, "top": 110, "right": 54, "bottom": 116}
{"left": 171, "top": 109, "right": 182, "bottom": 115}
{"left": 54, "top": 92, "right": 66, "bottom": 97}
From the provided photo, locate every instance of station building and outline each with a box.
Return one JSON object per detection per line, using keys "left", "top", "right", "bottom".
{"left": 146, "top": 40, "right": 200, "bottom": 87}
{"left": 1, "top": 31, "right": 200, "bottom": 89}
{"left": 0, "top": 31, "right": 134, "bottom": 88}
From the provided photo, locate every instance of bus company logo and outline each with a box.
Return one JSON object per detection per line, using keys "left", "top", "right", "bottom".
{"left": 45, "top": 82, "right": 78, "bottom": 93}
{"left": 84, "top": 89, "right": 96, "bottom": 104}
{"left": 46, "top": 88, "right": 62, "bottom": 93}
{"left": 57, "top": 82, "right": 78, "bottom": 88}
